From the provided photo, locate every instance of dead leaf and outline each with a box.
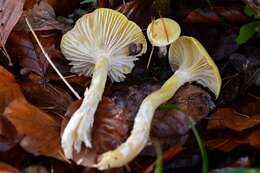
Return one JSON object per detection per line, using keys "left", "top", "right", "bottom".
{"left": 205, "top": 130, "right": 249, "bottom": 152}
{"left": 0, "top": 162, "right": 21, "bottom": 173}
{"left": 184, "top": 6, "right": 249, "bottom": 25}
{"left": 6, "top": 31, "right": 71, "bottom": 80}
{"left": 248, "top": 128, "right": 260, "bottom": 150}
{"left": 3, "top": 98, "right": 66, "bottom": 162}
{"left": 0, "top": 0, "right": 25, "bottom": 47}
{"left": 0, "top": 66, "right": 24, "bottom": 113}
{"left": 16, "top": 1, "right": 71, "bottom": 32}
{"left": 207, "top": 108, "right": 260, "bottom": 131}
{"left": 0, "top": 116, "right": 18, "bottom": 152}
{"left": 20, "top": 80, "right": 73, "bottom": 117}
{"left": 117, "top": 0, "right": 156, "bottom": 29}
{"left": 24, "top": 0, "right": 80, "bottom": 16}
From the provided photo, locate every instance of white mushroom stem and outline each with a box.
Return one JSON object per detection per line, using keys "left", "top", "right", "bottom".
{"left": 158, "top": 46, "right": 168, "bottom": 58}
{"left": 62, "top": 56, "right": 109, "bottom": 159}
{"left": 96, "top": 70, "right": 187, "bottom": 170}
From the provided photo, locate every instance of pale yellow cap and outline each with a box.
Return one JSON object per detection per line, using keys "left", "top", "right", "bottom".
{"left": 147, "top": 18, "right": 181, "bottom": 47}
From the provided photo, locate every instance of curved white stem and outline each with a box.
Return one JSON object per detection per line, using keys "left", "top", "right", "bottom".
{"left": 62, "top": 56, "right": 109, "bottom": 159}
{"left": 96, "top": 70, "right": 186, "bottom": 170}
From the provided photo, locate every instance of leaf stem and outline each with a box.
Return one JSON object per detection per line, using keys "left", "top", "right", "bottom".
{"left": 188, "top": 117, "right": 208, "bottom": 173}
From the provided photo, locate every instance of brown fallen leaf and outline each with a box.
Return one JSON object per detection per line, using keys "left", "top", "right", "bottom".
{"left": 16, "top": 1, "right": 71, "bottom": 32}
{"left": 205, "top": 130, "right": 249, "bottom": 152}
{"left": 117, "top": 0, "right": 156, "bottom": 29}
{"left": 0, "top": 0, "right": 25, "bottom": 47}
{"left": 184, "top": 6, "right": 249, "bottom": 25}
{"left": 248, "top": 127, "right": 260, "bottom": 150}
{"left": 0, "top": 162, "right": 21, "bottom": 173}
{"left": 0, "top": 66, "right": 24, "bottom": 113}
{"left": 3, "top": 97, "right": 66, "bottom": 162}
{"left": 0, "top": 115, "right": 18, "bottom": 152}
{"left": 6, "top": 31, "right": 71, "bottom": 81}
{"left": 24, "top": 0, "right": 80, "bottom": 16}
{"left": 20, "top": 80, "right": 73, "bottom": 118}
{"left": 207, "top": 108, "right": 260, "bottom": 131}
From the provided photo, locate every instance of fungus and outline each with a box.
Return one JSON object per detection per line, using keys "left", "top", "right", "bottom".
{"left": 146, "top": 18, "right": 181, "bottom": 69}
{"left": 60, "top": 8, "right": 147, "bottom": 159}
{"left": 96, "top": 36, "right": 221, "bottom": 170}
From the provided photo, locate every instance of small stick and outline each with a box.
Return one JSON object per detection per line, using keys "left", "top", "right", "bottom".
{"left": 25, "top": 17, "right": 82, "bottom": 100}
{"left": 0, "top": 43, "right": 13, "bottom": 66}
{"left": 146, "top": 46, "right": 154, "bottom": 69}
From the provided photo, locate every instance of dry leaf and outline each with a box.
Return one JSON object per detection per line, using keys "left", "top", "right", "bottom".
{"left": 0, "top": 162, "right": 21, "bottom": 173}
{"left": 117, "top": 0, "right": 156, "bottom": 29}
{"left": 0, "top": 0, "right": 25, "bottom": 47}
{"left": 0, "top": 66, "right": 24, "bottom": 113}
{"left": 205, "top": 130, "right": 249, "bottom": 152}
{"left": 184, "top": 6, "right": 249, "bottom": 25}
{"left": 24, "top": 0, "right": 80, "bottom": 16}
{"left": 21, "top": 80, "right": 73, "bottom": 117}
{"left": 3, "top": 98, "right": 66, "bottom": 162}
{"left": 0, "top": 116, "right": 18, "bottom": 152}
{"left": 207, "top": 108, "right": 260, "bottom": 131}
{"left": 16, "top": 1, "right": 71, "bottom": 32}
{"left": 6, "top": 31, "right": 71, "bottom": 80}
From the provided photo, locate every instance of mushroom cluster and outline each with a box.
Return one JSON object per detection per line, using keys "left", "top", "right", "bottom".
{"left": 60, "top": 8, "right": 222, "bottom": 171}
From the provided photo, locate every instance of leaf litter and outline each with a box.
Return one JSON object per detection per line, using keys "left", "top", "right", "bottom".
{"left": 0, "top": 0, "right": 260, "bottom": 173}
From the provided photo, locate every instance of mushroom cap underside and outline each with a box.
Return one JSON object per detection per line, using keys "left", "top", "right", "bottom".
{"left": 61, "top": 8, "right": 147, "bottom": 82}
{"left": 169, "top": 36, "right": 222, "bottom": 98}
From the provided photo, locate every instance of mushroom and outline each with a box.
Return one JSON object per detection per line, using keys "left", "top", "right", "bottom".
{"left": 60, "top": 8, "right": 147, "bottom": 159}
{"left": 96, "top": 36, "right": 221, "bottom": 170}
{"left": 146, "top": 18, "right": 181, "bottom": 69}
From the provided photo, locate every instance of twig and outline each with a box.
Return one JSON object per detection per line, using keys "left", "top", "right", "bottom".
{"left": 242, "top": 0, "right": 260, "bottom": 14}
{"left": 25, "top": 17, "right": 82, "bottom": 100}
{"left": 146, "top": 46, "right": 154, "bottom": 69}
{"left": 0, "top": 42, "right": 13, "bottom": 66}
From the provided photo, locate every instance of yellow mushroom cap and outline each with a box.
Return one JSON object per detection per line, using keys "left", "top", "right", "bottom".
{"left": 169, "top": 36, "right": 222, "bottom": 98}
{"left": 147, "top": 18, "right": 181, "bottom": 47}
{"left": 60, "top": 8, "right": 147, "bottom": 82}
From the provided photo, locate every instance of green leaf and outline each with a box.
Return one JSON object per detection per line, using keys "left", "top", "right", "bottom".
{"left": 236, "top": 21, "right": 260, "bottom": 45}
{"left": 159, "top": 103, "right": 179, "bottom": 110}
{"left": 244, "top": 5, "right": 256, "bottom": 17}
{"left": 210, "top": 168, "right": 260, "bottom": 173}
{"left": 80, "top": 0, "right": 95, "bottom": 4}
{"left": 188, "top": 117, "right": 208, "bottom": 173}
{"left": 154, "top": 142, "right": 163, "bottom": 173}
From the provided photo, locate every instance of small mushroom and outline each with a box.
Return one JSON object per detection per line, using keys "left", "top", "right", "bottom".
{"left": 96, "top": 36, "right": 221, "bottom": 170}
{"left": 60, "top": 8, "right": 147, "bottom": 159}
{"left": 146, "top": 18, "right": 181, "bottom": 69}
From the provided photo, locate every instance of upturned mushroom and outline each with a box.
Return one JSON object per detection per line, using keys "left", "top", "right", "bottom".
{"left": 146, "top": 18, "right": 181, "bottom": 69}
{"left": 60, "top": 8, "right": 147, "bottom": 159}
{"left": 96, "top": 36, "right": 221, "bottom": 170}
